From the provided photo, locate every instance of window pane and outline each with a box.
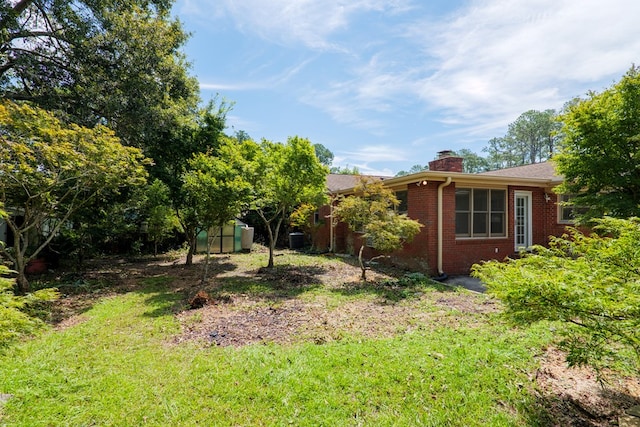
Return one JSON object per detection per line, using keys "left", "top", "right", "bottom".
{"left": 222, "top": 224, "right": 234, "bottom": 236}
{"left": 491, "top": 190, "right": 505, "bottom": 211}
{"left": 473, "top": 212, "right": 487, "bottom": 235}
{"left": 490, "top": 213, "right": 505, "bottom": 235}
{"left": 396, "top": 190, "right": 408, "bottom": 213}
{"left": 455, "top": 189, "right": 470, "bottom": 211}
{"left": 561, "top": 207, "right": 573, "bottom": 221}
{"left": 221, "top": 237, "right": 235, "bottom": 253}
{"left": 456, "top": 212, "right": 470, "bottom": 235}
{"left": 473, "top": 189, "right": 488, "bottom": 211}
{"left": 457, "top": 188, "right": 506, "bottom": 238}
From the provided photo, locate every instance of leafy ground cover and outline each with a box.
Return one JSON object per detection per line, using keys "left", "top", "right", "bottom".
{"left": 0, "top": 249, "right": 638, "bottom": 426}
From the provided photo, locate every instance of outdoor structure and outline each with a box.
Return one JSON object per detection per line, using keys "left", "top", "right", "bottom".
{"left": 314, "top": 151, "right": 573, "bottom": 277}
{"left": 195, "top": 220, "right": 254, "bottom": 254}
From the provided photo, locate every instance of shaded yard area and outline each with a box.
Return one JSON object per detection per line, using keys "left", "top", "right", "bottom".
{"left": 1, "top": 249, "right": 639, "bottom": 426}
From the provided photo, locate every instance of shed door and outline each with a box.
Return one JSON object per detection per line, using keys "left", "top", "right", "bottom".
{"left": 514, "top": 191, "right": 532, "bottom": 251}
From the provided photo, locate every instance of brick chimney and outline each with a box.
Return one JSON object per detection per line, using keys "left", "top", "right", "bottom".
{"left": 428, "top": 150, "right": 463, "bottom": 172}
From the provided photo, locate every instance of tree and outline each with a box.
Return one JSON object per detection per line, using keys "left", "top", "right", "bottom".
{"left": 483, "top": 136, "right": 521, "bottom": 170}
{"left": 483, "top": 110, "right": 560, "bottom": 169}
{"left": 472, "top": 217, "right": 640, "bottom": 376}
{"left": 150, "top": 99, "right": 231, "bottom": 265}
{"left": 395, "top": 164, "right": 428, "bottom": 177}
{"left": 143, "top": 180, "right": 180, "bottom": 257}
{"left": 0, "top": 101, "right": 148, "bottom": 292}
{"left": 181, "top": 138, "right": 252, "bottom": 282}
{"left": 313, "top": 143, "right": 334, "bottom": 167}
{"left": 508, "top": 109, "right": 560, "bottom": 164}
{"left": 330, "top": 165, "right": 360, "bottom": 174}
{"left": 247, "top": 137, "right": 329, "bottom": 268}
{"left": 555, "top": 66, "right": 640, "bottom": 220}
{"left": 333, "top": 178, "right": 422, "bottom": 280}
{"left": 452, "top": 149, "right": 491, "bottom": 173}
{"left": 0, "top": 0, "right": 199, "bottom": 150}
{"left": 233, "top": 129, "right": 252, "bottom": 143}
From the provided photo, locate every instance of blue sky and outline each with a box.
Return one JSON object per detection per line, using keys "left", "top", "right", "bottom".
{"left": 172, "top": 0, "right": 640, "bottom": 176}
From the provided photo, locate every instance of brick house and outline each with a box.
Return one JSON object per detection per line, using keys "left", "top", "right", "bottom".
{"left": 314, "top": 151, "right": 573, "bottom": 278}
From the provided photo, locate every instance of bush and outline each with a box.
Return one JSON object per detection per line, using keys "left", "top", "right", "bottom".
{"left": 472, "top": 217, "right": 640, "bottom": 375}
{"left": 0, "top": 264, "right": 59, "bottom": 350}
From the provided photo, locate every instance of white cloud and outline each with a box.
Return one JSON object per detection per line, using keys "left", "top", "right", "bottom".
{"left": 330, "top": 146, "right": 404, "bottom": 175}
{"left": 301, "top": 81, "right": 388, "bottom": 133}
{"left": 184, "top": 0, "right": 414, "bottom": 50}
{"left": 199, "top": 82, "right": 263, "bottom": 91}
{"left": 415, "top": 0, "right": 640, "bottom": 128}
{"left": 179, "top": 0, "right": 640, "bottom": 167}
{"left": 300, "top": 54, "right": 419, "bottom": 132}
{"left": 338, "top": 145, "right": 408, "bottom": 163}
{"left": 304, "top": 0, "right": 640, "bottom": 141}
{"left": 199, "top": 57, "right": 316, "bottom": 92}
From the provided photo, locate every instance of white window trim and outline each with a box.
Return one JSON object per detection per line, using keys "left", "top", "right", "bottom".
{"left": 557, "top": 194, "right": 587, "bottom": 224}
{"left": 514, "top": 191, "right": 533, "bottom": 252}
{"left": 455, "top": 187, "right": 508, "bottom": 239}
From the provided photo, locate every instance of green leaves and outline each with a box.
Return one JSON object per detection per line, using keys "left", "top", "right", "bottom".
{"left": 1, "top": 0, "right": 199, "bottom": 152}
{"left": 0, "top": 258, "right": 59, "bottom": 351}
{"left": 335, "top": 178, "right": 422, "bottom": 253}
{"left": 0, "top": 100, "right": 148, "bottom": 291}
{"left": 473, "top": 217, "right": 640, "bottom": 375}
{"left": 244, "top": 136, "right": 329, "bottom": 267}
{"left": 482, "top": 109, "right": 560, "bottom": 169}
{"left": 181, "top": 137, "right": 252, "bottom": 232}
{"left": 555, "top": 65, "right": 640, "bottom": 220}
{"left": 333, "top": 178, "right": 422, "bottom": 279}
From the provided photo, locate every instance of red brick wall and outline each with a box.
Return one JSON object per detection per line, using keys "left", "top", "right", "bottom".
{"left": 312, "top": 204, "right": 333, "bottom": 250}
{"left": 313, "top": 182, "right": 574, "bottom": 277}
{"left": 442, "top": 185, "right": 538, "bottom": 274}
{"left": 394, "top": 181, "right": 436, "bottom": 271}
{"left": 543, "top": 190, "right": 578, "bottom": 239}
{"left": 428, "top": 157, "right": 463, "bottom": 173}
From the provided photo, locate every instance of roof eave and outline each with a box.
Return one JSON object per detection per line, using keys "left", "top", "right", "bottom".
{"left": 331, "top": 170, "right": 560, "bottom": 195}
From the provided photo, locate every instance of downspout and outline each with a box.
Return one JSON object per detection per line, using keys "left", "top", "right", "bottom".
{"left": 329, "top": 201, "right": 334, "bottom": 252}
{"left": 436, "top": 177, "right": 452, "bottom": 280}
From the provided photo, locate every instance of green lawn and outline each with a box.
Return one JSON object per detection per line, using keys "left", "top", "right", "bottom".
{"left": 0, "top": 253, "right": 555, "bottom": 426}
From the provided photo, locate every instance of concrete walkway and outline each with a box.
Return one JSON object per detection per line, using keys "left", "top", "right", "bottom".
{"left": 441, "top": 275, "right": 486, "bottom": 293}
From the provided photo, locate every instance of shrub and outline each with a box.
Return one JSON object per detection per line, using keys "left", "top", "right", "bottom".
{"left": 0, "top": 264, "right": 59, "bottom": 350}
{"left": 472, "top": 217, "right": 640, "bottom": 375}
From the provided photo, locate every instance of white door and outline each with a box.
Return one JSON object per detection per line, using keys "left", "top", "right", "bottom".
{"left": 514, "top": 191, "right": 532, "bottom": 251}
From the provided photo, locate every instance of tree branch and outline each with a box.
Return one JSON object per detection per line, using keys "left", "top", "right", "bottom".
{"left": 0, "top": 0, "right": 35, "bottom": 33}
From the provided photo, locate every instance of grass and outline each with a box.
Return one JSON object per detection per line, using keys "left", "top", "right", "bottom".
{"left": 0, "top": 252, "right": 556, "bottom": 426}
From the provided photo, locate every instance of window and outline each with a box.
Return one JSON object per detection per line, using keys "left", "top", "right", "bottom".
{"left": 395, "top": 190, "right": 408, "bottom": 213}
{"left": 456, "top": 188, "right": 506, "bottom": 237}
{"left": 558, "top": 194, "right": 589, "bottom": 223}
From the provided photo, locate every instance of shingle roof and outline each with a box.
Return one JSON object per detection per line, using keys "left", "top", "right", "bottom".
{"left": 479, "top": 161, "right": 561, "bottom": 181}
{"left": 326, "top": 174, "right": 389, "bottom": 192}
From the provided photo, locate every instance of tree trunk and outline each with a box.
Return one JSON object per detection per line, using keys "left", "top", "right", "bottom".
{"left": 16, "top": 271, "right": 29, "bottom": 293}
{"left": 358, "top": 245, "right": 367, "bottom": 281}
{"left": 258, "top": 211, "right": 280, "bottom": 269}
{"left": 9, "top": 230, "right": 29, "bottom": 293}
{"left": 202, "top": 228, "right": 220, "bottom": 283}
{"left": 266, "top": 227, "right": 275, "bottom": 268}
{"left": 185, "top": 226, "right": 197, "bottom": 266}
{"left": 14, "top": 254, "right": 29, "bottom": 293}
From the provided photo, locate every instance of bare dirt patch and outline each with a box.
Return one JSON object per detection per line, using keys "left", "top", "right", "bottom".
{"left": 46, "top": 251, "right": 640, "bottom": 426}
{"left": 533, "top": 347, "right": 640, "bottom": 426}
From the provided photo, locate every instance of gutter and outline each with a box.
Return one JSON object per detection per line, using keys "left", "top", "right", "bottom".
{"left": 329, "top": 201, "right": 334, "bottom": 252}
{"left": 436, "top": 177, "right": 452, "bottom": 279}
